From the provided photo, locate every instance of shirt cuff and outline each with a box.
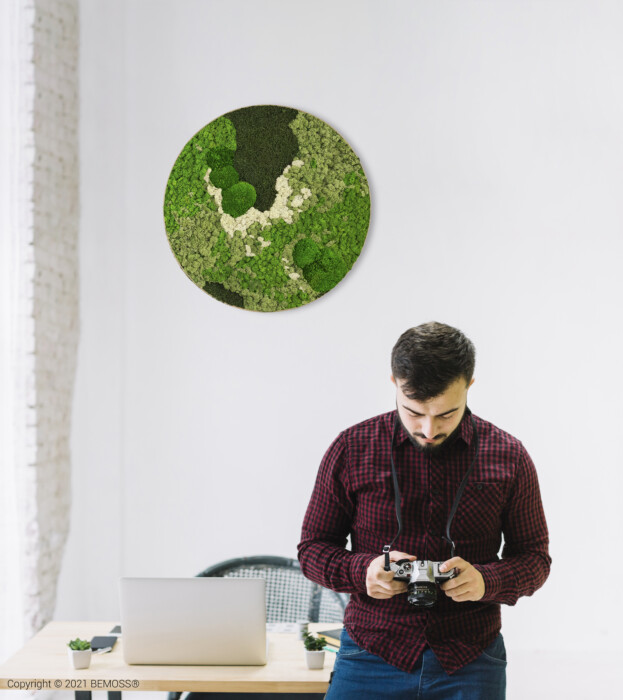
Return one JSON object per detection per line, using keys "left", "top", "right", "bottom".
{"left": 349, "top": 553, "right": 378, "bottom": 593}
{"left": 473, "top": 562, "right": 503, "bottom": 602}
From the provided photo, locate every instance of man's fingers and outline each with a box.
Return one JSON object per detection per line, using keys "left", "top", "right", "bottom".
{"left": 368, "top": 584, "right": 406, "bottom": 599}
{"left": 441, "top": 571, "right": 471, "bottom": 590}
{"left": 440, "top": 556, "right": 467, "bottom": 573}
{"left": 377, "top": 580, "right": 407, "bottom": 594}
{"left": 367, "top": 573, "right": 408, "bottom": 599}
{"left": 442, "top": 579, "right": 471, "bottom": 594}
{"left": 367, "top": 551, "right": 416, "bottom": 599}
{"left": 440, "top": 565, "right": 485, "bottom": 602}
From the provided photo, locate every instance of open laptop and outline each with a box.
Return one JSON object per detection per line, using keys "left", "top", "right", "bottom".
{"left": 119, "top": 577, "right": 267, "bottom": 665}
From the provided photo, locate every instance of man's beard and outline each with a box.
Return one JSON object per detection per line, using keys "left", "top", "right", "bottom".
{"left": 396, "top": 406, "right": 465, "bottom": 454}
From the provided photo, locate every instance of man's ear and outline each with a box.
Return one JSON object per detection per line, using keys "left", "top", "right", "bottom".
{"left": 468, "top": 377, "right": 475, "bottom": 388}
{"left": 390, "top": 375, "right": 396, "bottom": 386}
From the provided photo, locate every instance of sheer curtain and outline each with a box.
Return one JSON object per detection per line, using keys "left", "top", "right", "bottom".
{"left": 1, "top": 0, "right": 80, "bottom": 667}
{"left": 0, "top": 0, "right": 32, "bottom": 665}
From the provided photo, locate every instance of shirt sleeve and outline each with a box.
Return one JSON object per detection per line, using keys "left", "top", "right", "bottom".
{"left": 297, "top": 433, "right": 376, "bottom": 594}
{"left": 473, "top": 445, "right": 551, "bottom": 605}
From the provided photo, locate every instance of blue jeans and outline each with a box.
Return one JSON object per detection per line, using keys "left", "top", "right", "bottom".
{"left": 325, "top": 628, "right": 506, "bottom": 700}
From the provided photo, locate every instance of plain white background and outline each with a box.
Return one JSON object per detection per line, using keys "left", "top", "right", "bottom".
{"left": 53, "top": 1, "right": 622, "bottom": 696}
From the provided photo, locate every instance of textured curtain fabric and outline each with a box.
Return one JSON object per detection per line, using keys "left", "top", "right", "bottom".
{"left": 0, "top": 0, "right": 28, "bottom": 664}
{"left": 0, "top": 0, "right": 79, "bottom": 663}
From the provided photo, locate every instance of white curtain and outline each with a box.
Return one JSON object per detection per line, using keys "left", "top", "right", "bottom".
{"left": 1, "top": 0, "right": 79, "bottom": 669}
{"left": 0, "top": 0, "right": 31, "bottom": 665}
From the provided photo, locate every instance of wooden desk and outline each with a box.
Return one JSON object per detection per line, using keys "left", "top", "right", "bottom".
{"left": 0, "top": 622, "right": 337, "bottom": 695}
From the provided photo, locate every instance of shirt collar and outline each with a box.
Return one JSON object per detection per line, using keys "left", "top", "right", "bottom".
{"left": 393, "top": 405, "right": 475, "bottom": 448}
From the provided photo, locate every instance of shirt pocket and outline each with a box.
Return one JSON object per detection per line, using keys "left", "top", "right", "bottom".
{"left": 351, "top": 469, "right": 403, "bottom": 544}
{"left": 351, "top": 509, "right": 398, "bottom": 552}
{"left": 451, "top": 481, "right": 507, "bottom": 540}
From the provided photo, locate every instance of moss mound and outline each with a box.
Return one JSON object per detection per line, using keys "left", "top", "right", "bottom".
{"left": 304, "top": 247, "right": 349, "bottom": 294}
{"left": 293, "top": 238, "right": 321, "bottom": 268}
{"left": 210, "top": 165, "right": 239, "bottom": 190}
{"left": 221, "top": 181, "right": 257, "bottom": 218}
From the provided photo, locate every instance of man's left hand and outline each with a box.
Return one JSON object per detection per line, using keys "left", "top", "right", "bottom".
{"left": 439, "top": 557, "right": 485, "bottom": 602}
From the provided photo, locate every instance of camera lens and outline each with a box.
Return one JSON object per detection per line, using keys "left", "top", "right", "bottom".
{"left": 407, "top": 582, "right": 437, "bottom": 608}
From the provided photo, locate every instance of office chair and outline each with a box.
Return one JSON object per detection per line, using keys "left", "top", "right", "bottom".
{"left": 167, "top": 555, "right": 348, "bottom": 700}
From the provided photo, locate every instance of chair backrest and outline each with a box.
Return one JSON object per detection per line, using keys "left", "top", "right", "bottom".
{"left": 197, "top": 555, "right": 347, "bottom": 623}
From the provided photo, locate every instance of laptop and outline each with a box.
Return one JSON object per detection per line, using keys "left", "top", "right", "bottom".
{"left": 119, "top": 577, "right": 267, "bottom": 665}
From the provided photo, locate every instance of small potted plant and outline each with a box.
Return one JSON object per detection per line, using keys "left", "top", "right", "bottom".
{"left": 67, "top": 638, "right": 92, "bottom": 669}
{"left": 302, "top": 631, "right": 326, "bottom": 669}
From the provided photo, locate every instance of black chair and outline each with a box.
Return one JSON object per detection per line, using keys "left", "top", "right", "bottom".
{"left": 167, "top": 555, "right": 347, "bottom": 700}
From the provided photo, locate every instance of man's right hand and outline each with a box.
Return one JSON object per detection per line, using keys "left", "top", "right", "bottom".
{"left": 365, "top": 551, "right": 416, "bottom": 599}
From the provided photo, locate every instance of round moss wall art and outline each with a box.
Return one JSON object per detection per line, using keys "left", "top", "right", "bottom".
{"left": 163, "top": 105, "right": 370, "bottom": 311}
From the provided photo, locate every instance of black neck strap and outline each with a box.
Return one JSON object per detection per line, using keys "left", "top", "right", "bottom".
{"left": 383, "top": 411, "right": 480, "bottom": 571}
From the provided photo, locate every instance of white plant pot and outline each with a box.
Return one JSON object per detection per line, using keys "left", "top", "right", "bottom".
{"left": 68, "top": 648, "right": 92, "bottom": 670}
{"left": 305, "top": 649, "right": 325, "bottom": 669}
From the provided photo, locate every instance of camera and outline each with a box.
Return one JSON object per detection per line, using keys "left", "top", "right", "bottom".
{"left": 390, "top": 559, "right": 457, "bottom": 608}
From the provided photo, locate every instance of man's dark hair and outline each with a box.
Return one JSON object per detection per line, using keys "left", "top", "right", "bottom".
{"left": 391, "top": 322, "right": 476, "bottom": 401}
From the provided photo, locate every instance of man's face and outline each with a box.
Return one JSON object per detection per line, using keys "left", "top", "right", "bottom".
{"left": 391, "top": 375, "right": 474, "bottom": 453}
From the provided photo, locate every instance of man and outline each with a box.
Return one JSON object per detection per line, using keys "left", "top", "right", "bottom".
{"left": 298, "top": 322, "right": 551, "bottom": 699}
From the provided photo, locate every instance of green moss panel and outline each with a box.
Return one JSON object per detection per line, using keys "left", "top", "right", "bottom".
{"left": 163, "top": 106, "right": 370, "bottom": 311}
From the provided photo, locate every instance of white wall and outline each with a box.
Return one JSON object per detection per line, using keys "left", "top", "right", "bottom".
{"left": 56, "top": 0, "right": 623, "bottom": 668}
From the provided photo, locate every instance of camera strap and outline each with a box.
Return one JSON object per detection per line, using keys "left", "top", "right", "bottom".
{"left": 442, "top": 418, "right": 479, "bottom": 557}
{"left": 383, "top": 418, "right": 402, "bottom": 571}
{"left": 383, "top": 410, "right": 479, "bottom": 571}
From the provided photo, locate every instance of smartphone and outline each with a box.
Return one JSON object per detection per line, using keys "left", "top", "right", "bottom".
{"left": 91, "top": 635, "right": 118, "bottom": 651}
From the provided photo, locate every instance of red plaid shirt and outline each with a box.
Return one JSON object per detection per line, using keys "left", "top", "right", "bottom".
{"left": 298, "top": 408, "right": 551, "bottom": 674}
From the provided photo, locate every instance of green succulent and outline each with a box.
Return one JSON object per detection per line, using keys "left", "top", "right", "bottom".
{"left": 68, "top": 638, "right": 91, "bottom": 651}
{"left": 302, "top": 631, "right": 326, "bottom": 652}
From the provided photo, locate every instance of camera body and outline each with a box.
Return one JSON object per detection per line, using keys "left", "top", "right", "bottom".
{"left": 390, "top": 559, "right": 457, "bottom": 608}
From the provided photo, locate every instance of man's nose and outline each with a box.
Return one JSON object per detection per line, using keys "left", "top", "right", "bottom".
{"left": 421, "top": 419, "right": 437, "bottom": 439}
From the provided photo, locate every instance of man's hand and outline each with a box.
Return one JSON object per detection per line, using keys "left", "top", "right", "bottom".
{"left": 439, "top": 557, "right": 485, "bottom": 602}
{"left": 366, "top": 551, "right": 416, "bottom": 599}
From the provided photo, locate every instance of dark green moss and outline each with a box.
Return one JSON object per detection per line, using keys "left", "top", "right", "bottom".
{"left": 302, "top": 247, "right": 349, "bottom": 294}
{"left": 210, "top": 165, "right": 239, "bottom": 190}
{"left": 203, "top": 281, "right": 245, "bottom": 308}
{"left": 205, "top": 148, "right": 235, "bottom": 170}
{"left": 221, "top": 181, "right": 257, "bottom": 218}
{"left": 292, "top": 238, "right": 320, "bottom": 268}
{"left": 224, "top": 105, "right": 299, "bottom": 212}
